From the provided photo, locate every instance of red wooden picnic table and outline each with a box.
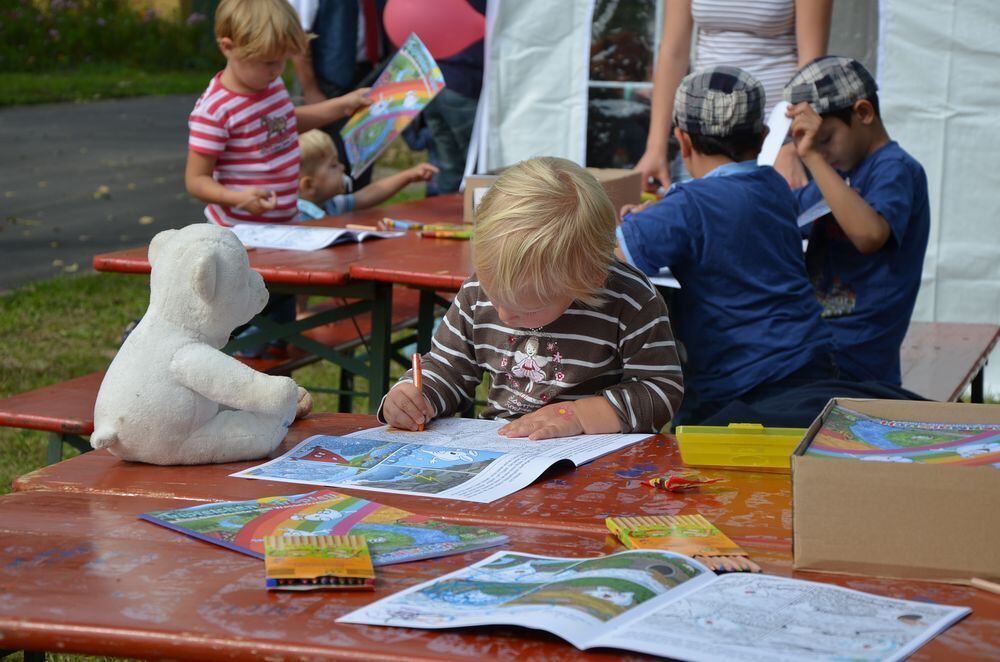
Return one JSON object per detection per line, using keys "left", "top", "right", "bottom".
{"left": 5, "top": 412, "right": 998, "bottom": 660}
{"left": 92, "top": 223, "right": 412, "bottom": 410}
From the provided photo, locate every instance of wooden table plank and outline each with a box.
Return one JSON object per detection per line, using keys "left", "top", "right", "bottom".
{"left": 14, "top": 414, "right": 793, "bottom": 554}
{"left": 0, "top": 490, "right": 995, "bottom": 661}
{"left": 0, "top": 490, "right": 634, "bottom": 661}
{"left": 900, "top": 322, "right": 999, "bottom": 402}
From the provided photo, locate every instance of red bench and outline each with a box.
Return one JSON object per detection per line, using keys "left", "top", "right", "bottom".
{"left": 0, "top": 288, "right": 426, "bottom": 464}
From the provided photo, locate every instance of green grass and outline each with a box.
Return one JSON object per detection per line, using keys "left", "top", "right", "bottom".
{"left": 0, "top": 65, "right": 218, "bottom": 106}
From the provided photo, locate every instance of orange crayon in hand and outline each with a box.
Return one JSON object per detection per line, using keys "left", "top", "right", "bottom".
{"left": 412, "top": 353, "right": 424, "bottom": 432}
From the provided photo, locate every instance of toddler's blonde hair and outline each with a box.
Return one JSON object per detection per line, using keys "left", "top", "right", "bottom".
{"left": 473, "top": 157, "right": 617, "bottom": 308}
{"left": 298, "top": 130, "right": 336, "bottom": 177}
{"left": 215, "top": 0, "right": 307, "bottom": 59}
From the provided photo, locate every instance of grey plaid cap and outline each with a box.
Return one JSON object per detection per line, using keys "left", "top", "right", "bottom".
{"left": 672, "top": 66, "right": 765, "bottom": 137}
{"left": 784, "top": 56, "right": 878, "bottom": 114}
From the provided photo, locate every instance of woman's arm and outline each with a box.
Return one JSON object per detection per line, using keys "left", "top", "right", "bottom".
{"left": 794, "top": 0, "right": 833, "bottom": 67}
{"left": 634, "top": 0, "right": 694, "bottom": 190}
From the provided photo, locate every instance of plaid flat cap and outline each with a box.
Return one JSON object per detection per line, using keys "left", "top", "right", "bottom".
{"left": 672, "top": 66, "right": 765, "bottom": 137}
{"left": 784, "top": 55, "right": 878, "bottom": 114}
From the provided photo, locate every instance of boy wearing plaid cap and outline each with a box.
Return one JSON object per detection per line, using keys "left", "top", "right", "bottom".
{"left": 617, "top": 66, "right": 835, "bottom": 426}
{"left": 785, "top": 56, "right": 930, "bottom": 385}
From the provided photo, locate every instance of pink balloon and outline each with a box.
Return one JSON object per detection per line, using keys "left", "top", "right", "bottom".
{"left": 384, "top": 0, "right": 486, "bottom": 60}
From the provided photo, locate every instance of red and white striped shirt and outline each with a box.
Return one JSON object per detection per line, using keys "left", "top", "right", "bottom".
{"left": 188, "top": 73, "right": 300, "bottom": 226}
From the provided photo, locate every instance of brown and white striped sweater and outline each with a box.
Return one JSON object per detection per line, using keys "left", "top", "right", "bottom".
{"left": 381, "top": 261, "right": 684, "bottom": 433}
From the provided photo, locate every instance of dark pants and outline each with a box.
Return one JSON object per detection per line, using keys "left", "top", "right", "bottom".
{"left": 680, "top": 353, "right": 924, "bottom": 428}
{"left": 422, "top": 88, "right": 478, "bottom": 193}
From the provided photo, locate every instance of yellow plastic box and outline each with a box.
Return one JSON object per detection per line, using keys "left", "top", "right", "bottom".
{"left": 675, "top": 423, "right": 806, "bottom": 471}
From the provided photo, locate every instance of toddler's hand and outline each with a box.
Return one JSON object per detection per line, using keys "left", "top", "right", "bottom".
{"left": 619, "top": 200, "right": 654, "bottom": 221}
{"left": 233, "top": 189, "right": 277, "bottom": 215}
{"left": 498, "top": 403, "right": 583, "bottom": 441}
{"left": 406, "top": 163, "right": 439, "bottom": 182}
{"left": 786, "top": 102, "right": 823, "bottom": 160}
{"left": 383, "top": 382, "right": 434, "bottom": 431}
{"left": 341, "top": 87, "right": 373, "bottom": 117}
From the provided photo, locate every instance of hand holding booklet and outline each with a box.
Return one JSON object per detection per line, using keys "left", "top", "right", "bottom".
{"left": 231, "top": 223, "right": 403, "bottom": 251}
{"left": 338, "top": 549, "right": 970, "bottom": 661}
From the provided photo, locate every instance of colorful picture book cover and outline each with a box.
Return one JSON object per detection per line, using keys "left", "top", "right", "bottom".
{"left": 341, "top": 33, "right": 445, "bottom": 177}
{"left": 140, "top": 490, "right": 507, "bottom": 566}
{"left": 806, "top": 404, "right": 1000, "bottom": 468}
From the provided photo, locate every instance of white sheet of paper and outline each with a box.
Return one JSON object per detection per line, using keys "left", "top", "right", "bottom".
{"left": 649, "top": 267, "right": 680, "bottom": 290}
{"left": 797, "top": 199, "right": 832, "bottom": 227}
{"left": 757, "top": 101, "right": 792, "bottom": 167}
{"left": 230, "top": 224, "right": 402, "bottom": 251}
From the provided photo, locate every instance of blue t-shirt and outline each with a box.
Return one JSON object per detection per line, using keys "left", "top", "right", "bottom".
{"left": 618, "top": 162, "right": 833, "bottom": 408}
{"left": 795, "top": 141, "right": 930, "bottom": 384}
{"left": 297, "top": 194, "right": 355, "bottom": 221}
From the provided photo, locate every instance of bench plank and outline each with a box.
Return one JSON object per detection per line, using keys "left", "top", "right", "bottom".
{"left": 901, "top": 322, "right": 999, "bottom": 402}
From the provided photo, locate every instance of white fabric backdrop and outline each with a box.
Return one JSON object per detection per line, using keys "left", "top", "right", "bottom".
{"left": 471, "top": 0, "right": 595, "bottom": 172}
{"left": 879, "top": 0, "right": 1000, "bottom": 391}
{"left": 879, "top": 0, "right": 1000, "bottom": 322}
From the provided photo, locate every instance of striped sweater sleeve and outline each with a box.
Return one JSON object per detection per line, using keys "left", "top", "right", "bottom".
{"left": 377, "top": 282, "right": 482, "bottom": 422}
{"left": 600, "top": 278, "right": 684, "bottom": 433}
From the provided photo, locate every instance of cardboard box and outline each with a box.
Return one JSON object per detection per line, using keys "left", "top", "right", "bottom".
{"left": 462, "top": 168, "right": 643, "bottom": 224}
{"left": 792, "top": 398, "right": 1000, "bottom": 584}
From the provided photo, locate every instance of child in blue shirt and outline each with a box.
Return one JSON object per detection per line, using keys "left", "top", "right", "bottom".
{"left": 617, "top": 66, "right": 836, "bottom": 425}
{"left": 296, "top": 130, "right": 437, "bottom": 220}
{"left": 785, "top": 56, "right": 930, "bottom": 385}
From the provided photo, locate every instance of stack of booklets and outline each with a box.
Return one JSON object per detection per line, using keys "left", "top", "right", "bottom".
{"left": 139, "top": 489, "right": 507, "bottom": 566}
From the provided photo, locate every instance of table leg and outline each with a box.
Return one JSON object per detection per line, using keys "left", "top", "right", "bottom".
{"left": 418, "top": 289, "right": 437, "bottom": 354}
{"left": 367, "top": 282, "right": 393, "bottom": 412}
{"left": 972, "top": 365, "right": 985, "bottom": 404}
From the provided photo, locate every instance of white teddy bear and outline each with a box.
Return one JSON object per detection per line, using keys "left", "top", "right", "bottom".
{"left": 92, "top": 223, "right": 312, "bottom": 465}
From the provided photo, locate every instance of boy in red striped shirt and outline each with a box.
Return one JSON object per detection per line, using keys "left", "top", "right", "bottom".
{"left": 185, "top": 0, "right": 371, "bottom": 227}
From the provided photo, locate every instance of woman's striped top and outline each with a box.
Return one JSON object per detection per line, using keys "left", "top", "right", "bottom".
{"left": 692, "top": 0, "right": 798, "bottom": 114}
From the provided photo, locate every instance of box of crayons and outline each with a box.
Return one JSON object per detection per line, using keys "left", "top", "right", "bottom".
{"left": 606, "top": 514, "right": 760, "bottom": 573}
{"left": 263, "top": 534, "right": 375, "bottom": 591}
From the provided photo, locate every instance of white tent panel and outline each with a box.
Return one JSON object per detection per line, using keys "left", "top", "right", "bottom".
{"left": 480, "top": 0, "right": 595, "bottom": 171}
{"left": 879, "top": 0, "right": 1000, "bottom": 324}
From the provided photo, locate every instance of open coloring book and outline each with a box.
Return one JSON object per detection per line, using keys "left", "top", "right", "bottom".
{"left": 232, "top": 418, "right": 651, "bottom": 503}
{"left": 338, "top": 549, "right": 970, "bottom": 662}
{"left": 230, "top": 223, "right": 403, "bottom": 251}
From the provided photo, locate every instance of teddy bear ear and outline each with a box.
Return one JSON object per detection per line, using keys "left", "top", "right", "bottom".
{"left": 192, "top": 252, "right": 218, "bottom": 303}
{"left": 147, "top": 229, "right": 177, "bottom": 266}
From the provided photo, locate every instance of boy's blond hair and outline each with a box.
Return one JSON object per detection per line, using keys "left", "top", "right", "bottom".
{"left": 473, "top": 157, "right": 617, "bottom": 308}
{"left": 298, "top": 130, "right": 336, "bottom": 177}
{"left": 215, "top": 0, "right": 307, "bottom": 59}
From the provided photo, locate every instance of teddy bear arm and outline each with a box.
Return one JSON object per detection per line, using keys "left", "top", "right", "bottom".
{"left": 171, "top": 344, "right": 299, "bottom": 421}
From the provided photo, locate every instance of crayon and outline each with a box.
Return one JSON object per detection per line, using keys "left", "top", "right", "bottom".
{"left": 412, "top": 353, "right": 424, "bottom": 431}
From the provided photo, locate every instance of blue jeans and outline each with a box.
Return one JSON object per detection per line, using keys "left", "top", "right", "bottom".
{"left": 422, "top": 88, "right": 478, "bottom": 193}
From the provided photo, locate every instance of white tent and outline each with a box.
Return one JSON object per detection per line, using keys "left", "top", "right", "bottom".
{"left": 469, "top": 0, "right": 1000, "bottom": 393}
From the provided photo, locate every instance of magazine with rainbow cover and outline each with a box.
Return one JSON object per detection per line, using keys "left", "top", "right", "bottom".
{"left": 338, "top": 549, "right": 970, "bottom": 661}
{"left": 139, "top": 489, "right": 507, "bottom": 566}
{"left": 341, "top": 33, "right": 445, "bottom": 177}
{"left": 806, "top": 404, "right": 1000, "bottom": 468}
